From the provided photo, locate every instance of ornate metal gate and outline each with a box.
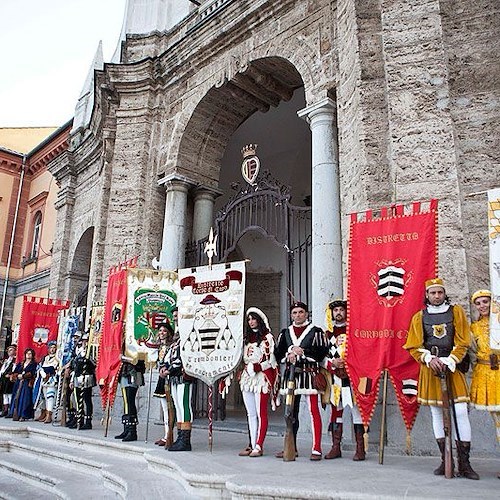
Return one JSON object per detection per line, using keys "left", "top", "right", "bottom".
{"left": 185, "top": 169, "right": 311, "bottom": 419}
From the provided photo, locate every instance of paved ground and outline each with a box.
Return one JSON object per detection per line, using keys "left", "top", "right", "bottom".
{"left": 0, "top": 417, "right": 498, "bottom": 499}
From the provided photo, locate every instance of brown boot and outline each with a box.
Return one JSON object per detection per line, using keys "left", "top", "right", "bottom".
{"left": 325, "top": 423, "right": 342, "bottom": 459}
{"left": 36, "top": 409, "right": 47, "bottom": 422}
{"left": 433, "top": 438, "right": 455, "bottom": 476}
{"left": 352, "top": 424, "right": 366, "bottom": 461}
{"left": 456, "top": 441, "right": 479, "bottom": 480}
{"left": 43, "top": 411, "right": 53, "bottom": 424}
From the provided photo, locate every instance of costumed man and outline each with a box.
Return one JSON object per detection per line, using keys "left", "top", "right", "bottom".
{"left": 164, "top": 325, "right": 194, "bottom": 452}
{"left": 64, "top": 330, "right": 81, "bottom": 429}
{"left": 274, "top": 301, "right": 329, "bottom": 461}
{"left": 114, "top": 358, "right": 146, "bottom": 442}
{"left": 153, "top": 321, "right": 176, "bottom": 447}
{"left": 70, "top": 332, "right": 96, "bottom": 430}
{"left": 0, "top": 345, "right": 17, "bottom": 417}
{"left": 469, "top": 289, "right": 500, "bottom": 479}
{"left": 322, "top": 299, "right": 367, "bottom": 461}
{"left": 404, "top": 278, "right": 479, "bottom": 480}
{"left": 34, "top": 340, "right": 60, "bottom": 424}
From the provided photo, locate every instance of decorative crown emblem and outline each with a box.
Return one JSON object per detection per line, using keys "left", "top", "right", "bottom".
{"left": 241, "top": 144, "right": 257, "bottom": 158}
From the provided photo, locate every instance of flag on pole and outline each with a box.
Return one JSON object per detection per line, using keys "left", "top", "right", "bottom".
{"left": 488, "top": 188, "right": 500, "bottom": 350}
{"left": 346, "top": 200, "right": 438, "bottom": 431}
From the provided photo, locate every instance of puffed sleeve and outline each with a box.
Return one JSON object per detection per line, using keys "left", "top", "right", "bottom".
{"left": 403, "top": 311, "right": 426, "bottom": 364}
{"left": 450, "top": 305, "right": 471, "bottom": 363}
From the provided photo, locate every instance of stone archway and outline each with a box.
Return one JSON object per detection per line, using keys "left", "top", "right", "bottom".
{"left": 176, "top": 56, "right": 305, "bottom": 187}
{"left": 68, "top": 227, "right": 94, "bottom": 306}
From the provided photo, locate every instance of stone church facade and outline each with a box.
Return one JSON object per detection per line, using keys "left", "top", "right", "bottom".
{"left": 47, "top": 0, "right": 499, "bottom": 453}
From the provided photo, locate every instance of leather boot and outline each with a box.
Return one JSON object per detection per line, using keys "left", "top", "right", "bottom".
{"left": 65, "top": 410, "right": 77, "bottom": 428}
{"left": 36, "top": 409, "right": 47, "bottom": 422}
{"left": 168, "top": 423, "right": 192, "bottom": 452}
{"left": 79, "top": 416, "right": 92, "bottom": 430}
{"left": 1, "top": 404, "right": 10, "bottom": 417}
{"left": 433, "top": 438, "right": 455, "bottom": 476}
{"left": 456, "top": 441, "right": 479, "bottom": 480}
{"left": 352, "top": 424, "right": 366, "bottom": 461}
{"left": 122, "top": 415, "right": 138, "bottom": 442}
{"left": 43, "top": 411, "right": 53, "bottom": 424}
{"left": 115, "top": 415, "right": 129, "bottom": 439}
{"left": 325, "top": 423, "right": 343, "bottom": 459}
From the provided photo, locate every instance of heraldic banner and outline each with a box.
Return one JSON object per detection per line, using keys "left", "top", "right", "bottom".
{"left": 88, "top": 303, "right": 104, "bottom": 362}
{"left": 346, "top": 200, "right": 438, "bottom": 430}
{"left": 488, "top": 188, "right": 500, "bottom": 350}
{"left": 17, "top": 296, "right": 70, "bottom": 362}
{"left": 124, "top": 268, "right": 177, "bottom": 365}
{"left": 97, "top": 257, "right": 137, "bottom": 409}
{"left": 178, "top": 261, "right": 246, "bottom": 386}
{"left": 57, "top": 306, "right": 86, "bottom": 367}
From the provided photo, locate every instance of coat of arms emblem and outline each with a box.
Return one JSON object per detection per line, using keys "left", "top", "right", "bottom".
{"left": 241, "top": 144, "right": 260, "bottom": 185}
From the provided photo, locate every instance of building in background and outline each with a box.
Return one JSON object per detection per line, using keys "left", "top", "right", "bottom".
{"left": 0, "top": 123, "right": 72, "bottom": 354}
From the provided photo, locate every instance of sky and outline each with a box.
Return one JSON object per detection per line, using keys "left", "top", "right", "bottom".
{"left": 0, "top": 0, "right": 127, "bottom": 128}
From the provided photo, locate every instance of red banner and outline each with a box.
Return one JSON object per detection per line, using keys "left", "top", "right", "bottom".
{"left": 346, "top": 200, "right": 437, "bottom": 430}
{"left": 97, "top": 257, "right": 137, "bottom": 409}
{"left": 17, "top": 296, "right": 70, "bottom": 363}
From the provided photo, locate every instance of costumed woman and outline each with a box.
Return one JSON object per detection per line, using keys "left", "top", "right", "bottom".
{"left": 153, "top": 321, "right": 175, "bottom": 447}
{"left": 0, "top": 344, "right": 17, "bottom": 417}
{"left": 469, "top": 289, "right": 500, "bottom": 479}
{"left": 9, "top": 348, "right": 37, "bottom": 421}
{"left": 34, "top": 340, "right": 60, "bottom": 423}
{"left": 237, "top": 307, "right": 278, "bottom": 457}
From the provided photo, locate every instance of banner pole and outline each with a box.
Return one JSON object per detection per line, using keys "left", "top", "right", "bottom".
{"left": 104, "top": 395, "right": 111, "bottom": 437}
{"left": 208, "top": 384, "right": 213, "bottom": 452}
{"left": 378, "top": 369, "right": 388, "bottom": 465}
{"left": 145, "top": 365, "right": 153, "bottom": 443}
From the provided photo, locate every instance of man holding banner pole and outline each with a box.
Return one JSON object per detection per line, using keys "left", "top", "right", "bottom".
{"left": 404, "top": 278, "right": 479, "bottom": 480}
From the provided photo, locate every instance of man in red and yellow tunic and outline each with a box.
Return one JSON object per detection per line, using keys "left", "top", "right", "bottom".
{"left": 404, "top": 278, "right": 479, "bottom": 480}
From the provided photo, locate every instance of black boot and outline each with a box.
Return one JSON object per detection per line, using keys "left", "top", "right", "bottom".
{"left": 122, "top": 415, "right": 138, "bottom": 442}
{"left": 456, "top": 441, "right": 479, "bottom": 480}
{"left": 0, "top": 404, "right": 9, "bottom": 417}
{"left": 168, "top": 425, "right": 192, "bottom": 452}
{"left": 66, "top": 410, "right": 77, "bottom": 429}
{"left": 79, "top": 416, "right": 92, "bottom": 430}
{"left": 433, "top": 438, "right": 455, "bottom": 476}
{"left": 115, "top": 415, "right": 129, "bottom": 439}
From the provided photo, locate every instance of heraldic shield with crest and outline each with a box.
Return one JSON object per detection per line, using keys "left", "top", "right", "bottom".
{"left": 177, "top": 261, "right": 246, "bottom": 386}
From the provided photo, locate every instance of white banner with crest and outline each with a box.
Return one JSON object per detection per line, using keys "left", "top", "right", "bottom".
{"left": 178, "top": 261, "right": 246, "bottom": 385}
{"left": 488, "top": 188, "right": 500, "bottom": 350}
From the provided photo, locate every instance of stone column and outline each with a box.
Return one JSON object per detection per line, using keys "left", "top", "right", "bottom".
{"left": 192, "top": 187, "right": 221, "bottom": 242}
{"left": 158, "top": 176, "right": 192, "bottom": 270}
{"left": 298, "top": 97, "right": 342, "bottom": 325}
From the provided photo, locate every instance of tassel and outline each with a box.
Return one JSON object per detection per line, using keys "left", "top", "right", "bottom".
{"left": 406, "top": 430, "right": 412, "bottom": 455}
{"left": 363, "top": 425, "right": 369, "bottom": 452}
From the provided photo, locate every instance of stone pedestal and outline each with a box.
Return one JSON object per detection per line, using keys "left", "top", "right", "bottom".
{"left": 298, "top": 97, "right": 342, "bottom": 323}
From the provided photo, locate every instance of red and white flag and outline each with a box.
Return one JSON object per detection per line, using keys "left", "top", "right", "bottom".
{"left": 346, "top": 200, "right": 438, "bottom": 431}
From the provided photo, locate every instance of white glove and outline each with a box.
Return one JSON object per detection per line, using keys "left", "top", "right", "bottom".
{"left": 440, "top": 356, "right": 456, "bottom": 373}
{"left": 420, "top": 349, "right": 434, "bottom": 367}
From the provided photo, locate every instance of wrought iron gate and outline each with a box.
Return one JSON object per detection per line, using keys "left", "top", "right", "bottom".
{"left": 185, "top": 170, "right": 311, "bottom": 419}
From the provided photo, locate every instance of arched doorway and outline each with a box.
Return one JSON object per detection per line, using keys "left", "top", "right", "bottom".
{"left": 68, "top": 227, "right": 94, "bottom": 306}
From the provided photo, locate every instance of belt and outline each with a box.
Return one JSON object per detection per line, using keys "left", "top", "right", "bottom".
{"left": 477, "top": 359, "right": 491, "bottom": 365}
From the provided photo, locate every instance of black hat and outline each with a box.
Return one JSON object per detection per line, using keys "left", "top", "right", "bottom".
{"left": 290, "top": 301, "right": 308, "bottom": 312}
{"left": 328, "top": 299, "right": 347, "bottom": 309}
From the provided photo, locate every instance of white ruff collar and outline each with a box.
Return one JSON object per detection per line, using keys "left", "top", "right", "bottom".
{"left": 427, "top": 303, "right": 450, "bottom": 314}
{"left": 288, "top": 322, "right": 314, "bottom": 346}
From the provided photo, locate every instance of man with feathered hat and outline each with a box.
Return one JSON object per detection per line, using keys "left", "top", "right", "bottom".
{"left": 274, "top": 301, "right": 329, "bottom": 460}
{"left": 404, "top": 278, "right": 479, "bottom": 479}
{"left": 322, "top": 298, "right": 367, "bottom": 461}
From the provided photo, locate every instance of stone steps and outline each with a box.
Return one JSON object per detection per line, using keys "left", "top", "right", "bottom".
{"left": 0, "top": 425, "right": 196, "bottom": 499}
